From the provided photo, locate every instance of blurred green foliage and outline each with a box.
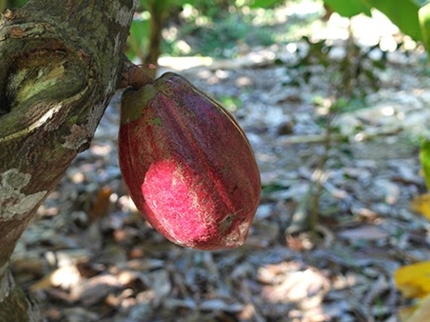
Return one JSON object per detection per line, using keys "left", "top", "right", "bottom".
{"left": 324, "top": 0, "right": 430, "bottom": 48}
{"left": 0, "top": 0, "right": 27, "bottom": 11}
{"left": 128, "top": 0, "right": 287, "bottom": 64}
{"left": 419, "top": 3, "right": 430, "bottom": 51}
{"left": 323, "top": 0, "right": 369, "bottom": 18}
{"left": 283, "top": 35, "right": 386, "bottom": 101}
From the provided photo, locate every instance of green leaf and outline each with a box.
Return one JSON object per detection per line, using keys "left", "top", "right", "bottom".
{"left": 127, "top": 18, "right": 151, "bottom": 60}
{"left": 176, "top": 0, "right": 196, "bottom": 5}
{"left": 323, "top": 0, "right": 371, "bottom": 17}
{"left": 325, "top": 0, "right": 423, "bottom": 41}
{"left": 362, "top": 0, "right": 422, "bottom": 41}
{"left": 419, "top": 3, "right": 430, "bottom": 50}
{"left": 420, "top": 140, "right": 430, "bottom": 190}
{"left": 249, "top": 0, "right": 285, "bottom": 9}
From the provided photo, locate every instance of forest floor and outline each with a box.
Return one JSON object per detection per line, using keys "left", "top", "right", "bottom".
{"left": 10, "top": 7, "right": 430, "bottom": 322}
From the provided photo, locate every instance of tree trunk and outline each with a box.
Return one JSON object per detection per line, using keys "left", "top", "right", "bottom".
{"left": 144, "top": 0, "right": 166, "bottom": 78}
{"left": 0, "top": 0, "right": 136, "bottom": 319}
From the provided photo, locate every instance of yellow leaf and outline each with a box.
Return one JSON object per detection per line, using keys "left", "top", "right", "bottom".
{"left": 410, "top": 193, "right": 430, "bottom": 221}
{"left": 394, "top": 261, "right": 430, "bottom": 298}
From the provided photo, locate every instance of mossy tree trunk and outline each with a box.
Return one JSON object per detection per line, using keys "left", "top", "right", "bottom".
{"left": 0, "top": 0, "right": 139, "bottom": 320}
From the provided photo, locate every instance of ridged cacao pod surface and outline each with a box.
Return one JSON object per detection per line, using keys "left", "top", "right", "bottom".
{"left": 118, "top": 72, "right": 260, "bottom": 250}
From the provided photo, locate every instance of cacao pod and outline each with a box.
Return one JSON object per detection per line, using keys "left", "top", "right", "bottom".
{"left": 118, "top": 72, "right": 260, "bottom": 250}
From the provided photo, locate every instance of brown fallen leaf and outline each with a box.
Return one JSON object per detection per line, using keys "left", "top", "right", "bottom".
{"left": 399, "top": 293, "right": 430, "bottom": 322}
{"left": 29, "top": 265, "right": 81, "bottom": 293}
{"left": 88, "top": 185, "right": 113, "bottom": 222}
{"left": 71, "top": 273, "right": 122, "bottom": 306}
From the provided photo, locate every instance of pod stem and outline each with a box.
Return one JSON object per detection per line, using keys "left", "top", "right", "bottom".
{"left": 118, "top": 58, "right": 155, "bottom": 90}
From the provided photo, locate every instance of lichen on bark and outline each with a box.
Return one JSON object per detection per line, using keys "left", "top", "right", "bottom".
{"left": 0, "top": 169, "right": 48, "bottom": 220}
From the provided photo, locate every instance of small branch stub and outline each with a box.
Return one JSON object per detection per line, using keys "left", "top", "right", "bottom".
{"left": 118, "top": 59, "right": 156, "bottom": 90}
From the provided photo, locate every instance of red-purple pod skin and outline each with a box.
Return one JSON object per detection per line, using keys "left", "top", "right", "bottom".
{"left": 118, "top": 72, "right": 261, "bottom": 250}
